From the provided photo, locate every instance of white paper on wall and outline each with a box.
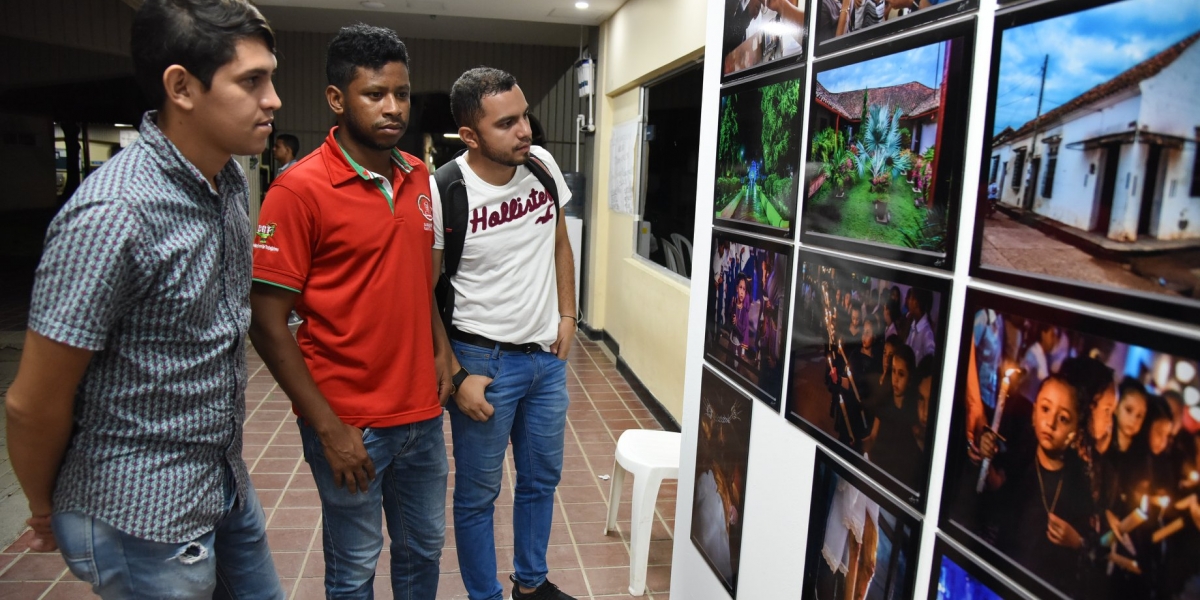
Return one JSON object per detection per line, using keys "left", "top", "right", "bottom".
{"left": 608, "top": 119, "right": 640, "bottom": 215}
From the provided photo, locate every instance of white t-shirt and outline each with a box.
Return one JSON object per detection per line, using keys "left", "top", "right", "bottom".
{"left": 431, "top": 146, "right": 572, "bottom": 350}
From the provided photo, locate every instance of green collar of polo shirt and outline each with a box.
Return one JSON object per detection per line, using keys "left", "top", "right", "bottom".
{"left": 336, "top": 143, "right": 415, "bottom": 214}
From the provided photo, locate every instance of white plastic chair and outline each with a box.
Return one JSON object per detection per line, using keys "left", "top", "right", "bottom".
{"left": 661, "top": 238, "right": 680, "bottom": 274}
{"left": 669, "top": 233, "right": 692, "bottom": 275}
{"left": 604, "top": 429, "right": 682, "bottom": 596}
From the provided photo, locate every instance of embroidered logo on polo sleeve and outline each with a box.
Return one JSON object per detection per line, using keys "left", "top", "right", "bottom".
{"left": 255, "top": 223, "right": 277, "bottom": 244}
{"left": 253, "top": 223, "right": 281, "bottom": 252}
{"left": 417, "top": 194, "right": 434, "bottom": 222}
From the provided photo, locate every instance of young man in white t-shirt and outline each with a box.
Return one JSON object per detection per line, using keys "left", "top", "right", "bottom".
{"left": 431, "top": 67, "right": 578, "bottom": 600}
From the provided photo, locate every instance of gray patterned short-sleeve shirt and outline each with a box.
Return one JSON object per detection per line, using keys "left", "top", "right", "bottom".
{"left": 29, "top": 111, "right": 253, "bottom": 543}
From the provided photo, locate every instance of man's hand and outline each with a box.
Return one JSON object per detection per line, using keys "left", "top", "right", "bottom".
{"left": 455, "top": 375, "right": 495, "bottom": 422}
{"left": 551, "top": 318, "right": 576, "bottom": 360}
{"left": 26, "top": 515, "right": 56, "bottom": 552}
{"left": 318, "top": 422, "right": 375, "bottom": 493}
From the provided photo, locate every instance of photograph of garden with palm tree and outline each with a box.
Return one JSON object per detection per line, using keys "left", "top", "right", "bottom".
{"left": 802, "top": 33, "right": 971, "bottom": 266}
{"left": 714, "top": 70, "right": 805, "bottom": 236}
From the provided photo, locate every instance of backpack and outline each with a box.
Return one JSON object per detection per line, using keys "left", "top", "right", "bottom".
{"left": 433, "top": 147, "right": 560, "bottom": 331}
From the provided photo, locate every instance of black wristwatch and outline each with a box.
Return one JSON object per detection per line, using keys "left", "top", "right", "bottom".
{"left": 451, "top": 367, "right": 470, "bottom": 394}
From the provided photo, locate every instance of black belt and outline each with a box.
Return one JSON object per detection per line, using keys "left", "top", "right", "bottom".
{"left": 450, "top": 328, "right": 541, "bottom": 353}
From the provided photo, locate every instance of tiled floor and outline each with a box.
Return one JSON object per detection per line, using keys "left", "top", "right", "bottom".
{"left": 0, "top": 335, "right": 676, "bottom": 599}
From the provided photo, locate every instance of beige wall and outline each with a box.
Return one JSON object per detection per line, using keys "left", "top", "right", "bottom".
{"left": 586, "top": 0, "right": 706, "bottom": 420}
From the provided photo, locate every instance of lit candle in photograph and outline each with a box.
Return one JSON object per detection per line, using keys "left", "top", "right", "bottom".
{"left": 1152, "top": 518, "right": 1186, "bottom": 544}
{"left": 1118, "top": 495, "right": 1150, "bottom": 533}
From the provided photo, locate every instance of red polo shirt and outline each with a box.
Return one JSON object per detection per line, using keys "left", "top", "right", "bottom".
{"left": 253, "top": 128, "right": 441, "bottom": 428}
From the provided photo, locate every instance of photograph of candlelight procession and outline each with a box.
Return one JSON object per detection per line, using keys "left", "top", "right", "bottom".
{"left": 785, "top": 251, "right": 948, "bottom": 507}
{"left": 941, "top": 290, "right": 1200, "bottom": 600}
{"left": 692, "top": 367, "right": 755, "bottom": 597}
{"left": 802, "top": 450, "right": 921, "bottom": 600}
{"left": 705, "top": 231, "right": 794, "bottom": 409}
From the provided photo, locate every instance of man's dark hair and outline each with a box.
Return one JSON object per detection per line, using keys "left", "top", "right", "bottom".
{"left": 276, "top": 134, "right": 300, "bottom": 157}
{"left": 326, "top": 24, "right": 409, "bottom": 91}
{"left": 131, "top": 0, "right": 276, "bottom": 110}
{"left": 450, "top": 67, "right": 518, "bottom": 129}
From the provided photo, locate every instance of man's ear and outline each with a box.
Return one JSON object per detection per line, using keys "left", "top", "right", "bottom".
{"left": 459, "top": 126, "right": 478, "bottom": 150}
{"left": 326, "top": 85, "right": 345, "bottom": 116}
{"left": 162, "top": 65, "right": 196, "bottom": 112}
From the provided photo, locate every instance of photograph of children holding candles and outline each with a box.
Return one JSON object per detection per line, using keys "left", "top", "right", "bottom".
{"left": 941, "top": 290, "right": 1200, "bottom": 600}
{"left": 785, "top": 251, "right": 947, "bottom": 505}
{"left": 692, "top": 368, "right": 755, "bottom": 597}
{"left": 706, "top": 231, "right": 793, "bottom": 408}
{"left": 802, "top": 450, "right": 920, "bottom": 600}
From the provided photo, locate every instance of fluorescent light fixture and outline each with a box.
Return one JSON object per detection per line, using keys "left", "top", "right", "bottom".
{"left": 114, "top": 123, "right": 134, "bottom": 128}
{"left": 443, "top": 133, "right": 461, "bottom": 139}
{"left": 575, "top": 1, "right": 589, "bottom": 8}
{"left": 361, "top": 1, "right": 386, "bottom": 8}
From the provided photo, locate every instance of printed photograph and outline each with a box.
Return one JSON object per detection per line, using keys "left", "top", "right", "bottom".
{"left": 692, "top": 367, "right": 755, "bottom": 598}
{"left": 715, "top": 67, "right": 805, "bottom": 236}
{"left": 705, "top": 231, "right": 793, "bottom": 410}
{"left": 722, "top": 0, "right": 809, "bottom": 78}
{"left": 812, "top": 0, "right": 968, "bottom": 55}
{"left": 930, "top": 537, "right": 1026, "bottom": 600}
{"left": 802, "top": 450, "right": 921, "bottom": 600}
{"left": 941, "top": 290, "right": 1200, "bottom": 600}
{"left": 976, "top": 0, "right": 1200, "bottom": 319}
{"left": 802, "top": 25, "right": 973, "bottom": 268}
{"left": 786, "top": 251, "right": 948, "bottom": 507}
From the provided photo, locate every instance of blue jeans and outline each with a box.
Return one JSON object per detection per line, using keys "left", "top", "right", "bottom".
{"left": 300, "top": 415, "right": 448, "bottom": 599}
{"left": 448, "top": 340, "right": 569, "bottom": 600}
{"left": 53, "top": 474, "right": 283, "bottom": 599}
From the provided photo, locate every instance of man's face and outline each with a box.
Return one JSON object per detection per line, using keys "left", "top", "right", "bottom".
{"left": 338, "top": 61, "right": 410, "bottom": 151}
{"left": 191, "top": 37, "right": 280, "bottom": 158}
{"left": 272, "top": 138, "right": 291, "bottom": 164}
{"left": 467, "top": 86, "right": 533, "bottom": 167}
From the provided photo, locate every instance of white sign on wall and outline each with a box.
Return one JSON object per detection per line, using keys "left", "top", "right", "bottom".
{"left": 607, "top": 119, "right": 640, "bottom": 216}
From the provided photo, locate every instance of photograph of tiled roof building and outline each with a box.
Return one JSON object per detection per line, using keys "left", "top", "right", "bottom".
{"left": 987, "top": 30, "right": 1200, "bottom": 243}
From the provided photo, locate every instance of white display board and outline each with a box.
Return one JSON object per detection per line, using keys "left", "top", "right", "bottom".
{"left": 672, "top": 0, "right": 1200, "bottom": 599}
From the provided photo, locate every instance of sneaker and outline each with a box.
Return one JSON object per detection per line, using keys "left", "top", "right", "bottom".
{"left": 510, "top": 574, "right": 577, "bottom": 600}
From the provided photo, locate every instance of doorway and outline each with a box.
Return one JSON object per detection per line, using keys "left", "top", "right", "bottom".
{"left": 1092, "top": 143, "right": 1121, "bottom": 235}
{"left": 1137, "top": 145, "right": 1162, "bottom": 237}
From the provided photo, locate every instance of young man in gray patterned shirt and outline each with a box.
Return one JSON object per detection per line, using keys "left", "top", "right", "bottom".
{"left": 5, "top": 1, "right": 285, "bottom": 598}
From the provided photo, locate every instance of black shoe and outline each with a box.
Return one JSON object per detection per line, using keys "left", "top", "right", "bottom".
{"left": 510, "top": 574, "right": 577, "bottom": 600}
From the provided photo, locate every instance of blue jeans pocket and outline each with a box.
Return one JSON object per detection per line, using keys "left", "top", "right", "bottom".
{"left": 52, "top": 512, "right": 98, "bottom": 586}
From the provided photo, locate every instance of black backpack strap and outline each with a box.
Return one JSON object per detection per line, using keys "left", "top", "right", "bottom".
{"left": 433, "top": 150, "right": 470, "bottom": 331}
{"left": 524, "top": 151, "right": 560, "bottom": 223}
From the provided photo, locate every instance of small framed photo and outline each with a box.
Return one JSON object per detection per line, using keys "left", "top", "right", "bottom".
{"left": 800, "top": 18, "right": 976, "bottom": 269}
{"left": 929, "top": 536, "right": 1028, "bottom": 600}
{"left": 940, "top": 288, "right": 1200, "bottom": 600}
{"left": 720, "top": 0, "right": 810, "bottom": 82}
{"left": 704, "top": 229, "right": 794, "bottom": 410}
{"left": 692, "top": 367, "right": 756, "bottom": 598}
{"left": 802, "top": 449, "right": 922, "bottom": 600}
{"left": 971, "top": 0, "right": 1200, "bottom": 324}
{"left": 785, "top": 248, "right": 951, "bottom": 510}
{"left": 811, "top": 0, "right": 978, "bottom": 57}
{"left": 714, "top": 63, "right": 806, "bottom": 239}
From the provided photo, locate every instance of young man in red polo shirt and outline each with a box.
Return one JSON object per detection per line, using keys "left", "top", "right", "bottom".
{"left": 248, "top": 24, "right": 452, "bottom": 599}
